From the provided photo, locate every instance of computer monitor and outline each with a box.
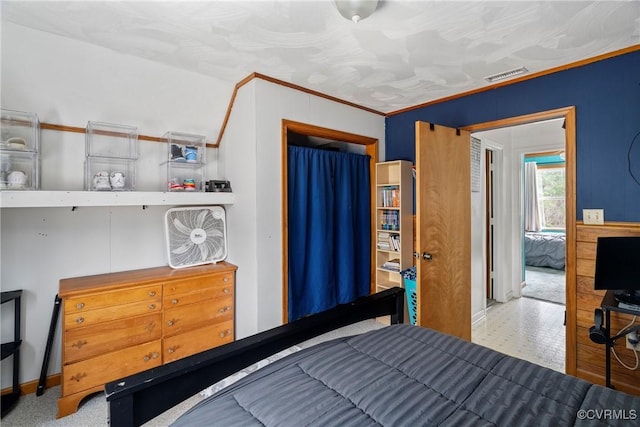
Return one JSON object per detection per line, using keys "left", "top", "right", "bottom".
{"left": 594, "top": 236, "right": 640, "bottom": 306}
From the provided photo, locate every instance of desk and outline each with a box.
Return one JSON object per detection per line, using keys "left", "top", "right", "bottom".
{"left": 600, "top": 290, "right": 640, "bottom": 388}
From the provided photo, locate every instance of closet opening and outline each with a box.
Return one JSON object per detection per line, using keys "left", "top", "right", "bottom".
{"left": 281, "top": 120, "right": 378, "bottom": 323}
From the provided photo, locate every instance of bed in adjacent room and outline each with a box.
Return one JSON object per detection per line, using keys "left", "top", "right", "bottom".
{"left": 524, "top": 231, "right": 566, "bottom": 270}
{"left": 106, "top": 288, "right": 639, "bottom": 427}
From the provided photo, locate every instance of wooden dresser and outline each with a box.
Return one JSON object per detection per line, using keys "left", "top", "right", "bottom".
{"left": 57, "top": 262, "right": 237, "bottom": 418}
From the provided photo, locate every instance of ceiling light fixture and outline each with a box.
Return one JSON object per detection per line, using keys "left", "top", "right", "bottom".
{"left": 334, "top": 0, "right": 379, "bottom": 23}
{"left": 484, "top": 66, "right": 529, "bottom": 83}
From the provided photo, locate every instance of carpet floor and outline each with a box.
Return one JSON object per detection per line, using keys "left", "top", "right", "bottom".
{"left": 523, "top": 266, "right": 566, "bottom": 305}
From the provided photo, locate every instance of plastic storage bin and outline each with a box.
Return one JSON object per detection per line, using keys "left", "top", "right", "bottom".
{"left": 86, "top": 121, "right": 138, "bottom": 159}
{"left": 401, "top": 266, "right": 417, "bottom": 325}
{"left": 85, "top": 157, "right": 136, "bottom": 191}
{"left": 163, "top": 131, "right": 206, "bottom": 192}
{"left": 1, "top": 109, "right": 39, "bottom": 152}
{"left": 1, "top": 109, "right": 40, "bottom": 190}
{"left": 85, "top": 121, "right": 138, "bottom": 191}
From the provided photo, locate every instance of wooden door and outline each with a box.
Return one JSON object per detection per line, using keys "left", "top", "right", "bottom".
{"left": 415, "top": 122, "right": 471, "bottom": 340}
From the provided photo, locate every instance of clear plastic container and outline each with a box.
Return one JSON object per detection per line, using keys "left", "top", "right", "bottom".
{"left": 85, "top": 157, "right": 136, "bottom": 191}
{"left": 1, "top": 151, "right": 39, "bottom": 190}
{"left": 0, "top": 109, "right": 40, "bottom": 153}
{"left": 162, "top": 131, "right": 206, "bottom": 192}
{"left": 86, "top": 121, "right": 138, "bottom": 159}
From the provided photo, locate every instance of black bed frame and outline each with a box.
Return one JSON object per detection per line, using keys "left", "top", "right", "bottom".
{"left": 105, "top": 286, "right": 405, "bottom": 426}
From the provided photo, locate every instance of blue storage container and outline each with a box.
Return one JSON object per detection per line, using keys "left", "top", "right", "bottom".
{"left": 401, "top": 266, "right": 417, "bottom": 325}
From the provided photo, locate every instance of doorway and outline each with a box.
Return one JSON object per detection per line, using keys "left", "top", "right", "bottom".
{"left": 465, "top": 108, "right": 575, "bottom": 374}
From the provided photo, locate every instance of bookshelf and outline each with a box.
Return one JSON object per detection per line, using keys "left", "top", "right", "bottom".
{"left": 375, "top": 160, "right": 413, "bottom": 293}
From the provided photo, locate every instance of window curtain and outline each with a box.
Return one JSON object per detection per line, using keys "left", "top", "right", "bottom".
{"left": 524, "top": 161, "right": 542, "bottom": 231}
{"left": 288, "top": 145, "right": 371, "bottom": 322}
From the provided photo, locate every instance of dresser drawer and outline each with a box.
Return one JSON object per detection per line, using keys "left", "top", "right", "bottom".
{"left": 64, "top": 284, "right": 162, "bottom": 315}
{"left": 62, "top": 340, "right": 162, "bottom": 396}
{"left": 163, "top": 281, "right": 233, "bottom": 308}
{"left": 163, "top": 319, "right": 234, "bottom": 363}
{"left": 163, "top": 273, "right": 233, "bottom": 299}
{"left": 163, "top": 295, "right": 233, "bottom": 337}
{"left": 64, "top": 313, "right": 162, "bottom": 364}
{"left": 64, "top": 298, "right": 161, "bottom": 330}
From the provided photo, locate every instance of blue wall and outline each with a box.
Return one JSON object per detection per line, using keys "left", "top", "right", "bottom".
{"left": 385, "top": 50, "right": 640, "bottom": 222}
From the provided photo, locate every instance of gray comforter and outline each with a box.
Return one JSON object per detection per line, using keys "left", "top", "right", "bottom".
{"left": 525, "top": 231, "right": 566, "bottom": 270}
{"left": 172, "top": 324, "right": 639, "bottom": 426}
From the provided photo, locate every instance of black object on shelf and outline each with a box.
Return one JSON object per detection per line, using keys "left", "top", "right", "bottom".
{"left": 1, "top": 290, "right": 23, "bottom": 418}
{"left": 205, "top": 180, "right": 232, "bottom": 192}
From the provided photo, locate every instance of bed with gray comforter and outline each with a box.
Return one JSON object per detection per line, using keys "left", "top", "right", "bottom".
{"left": 525, "top": 231, "right": 566, "bottom": 269}
{"left": 172, "top": 324, "right": 639, "bottom": 427}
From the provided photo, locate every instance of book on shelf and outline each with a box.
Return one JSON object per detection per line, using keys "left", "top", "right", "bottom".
{"left": 381, "top": 258, "right": 400, "bottom": 271}
{"left": 390, "top": 233, "right": 400, "bottom": 251}
{"left": 377, "top": 232, "right": 400, "bottom": 252}
{"left": 380, "top": 186, "right": 400, "bottom": 207}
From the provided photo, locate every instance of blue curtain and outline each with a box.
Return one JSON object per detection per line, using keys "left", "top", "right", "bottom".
{"left": 288, "top": 145, "right": 371, "bottom": 321}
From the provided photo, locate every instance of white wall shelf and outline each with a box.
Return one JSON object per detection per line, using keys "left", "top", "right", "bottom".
{"left": 0, "top": 191, "right": 234, "bottom": 208}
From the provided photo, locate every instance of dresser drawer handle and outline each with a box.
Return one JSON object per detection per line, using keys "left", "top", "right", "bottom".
{"left": 148, "top": 291, "right": 156, "bottom": 297}
{"left": 148, "top": 304, "right": 156, "bottom": 310}
{"left": 219, "top": 329, "right": 231, "bottom": 338}
{"left": 223, "top": 277, "right": 229, "bottom": 283}
{"left": 143, "top": 352, "right": 159, "bottom": 362}
{"left": 168, "top": 346, "right": 178, "bottom": 354}
{"left": 171, "top": 298, "right": 179, "bottom": 305}
{"left": 76, "top": 302, "right": 85, "bottom": 309}
{"left": 70, "top": 373, "right": 87, "bottom": 382}
{"left": 218, "top": 306, "right": 232, "bottom": 313}
{"left": 72, "top": 340, "right": 87, "bottom": 349}
{"left": 167, "top": 319, "right": 176, "bottom": 327}
{"left": 76, "top": 317, "right": 84, "bottom": 324}
{"left": 223, "top": 288, "right": 230, "bottom": 294}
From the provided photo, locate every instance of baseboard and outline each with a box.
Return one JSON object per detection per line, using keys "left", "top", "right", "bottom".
{"left": 472, "top": 309, "right": 486, "bottom": 325}
{"left": 0, "top": 374, "right": 61, "bottom": 396}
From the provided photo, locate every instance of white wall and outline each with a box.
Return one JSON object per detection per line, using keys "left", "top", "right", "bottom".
{"left": 1, "top": 22, "right": 385, "bottom": 389}
{"left": 0, "top": 22, "right": 232, "bottom": 388}
{"left": 221, "top": 78, "right": 385, "bottom": 337}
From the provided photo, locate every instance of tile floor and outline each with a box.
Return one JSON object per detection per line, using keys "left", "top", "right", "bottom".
{"left": 472, "top": 296, "right": 566, "bottom": 373}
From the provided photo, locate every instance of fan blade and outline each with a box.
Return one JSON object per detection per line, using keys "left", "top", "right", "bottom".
{"left": 172, "top": 242, "right": 192, "bottom": 254}
{"left": 172, "top": 217, "right": 191, "bottom": 235}
{"left": 196, "top": 209, "right": 208, "bottom": 227}
{"left": 199, "top": 243, "right": 209, "bottom": 260}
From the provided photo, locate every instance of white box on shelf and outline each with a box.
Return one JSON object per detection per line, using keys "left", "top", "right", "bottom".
{"left": 162, "top": 131, "right": 206, "bottom": 192}
{"left": 86, "top": 121, "right": 138, "bottom": 159}
{"left": 85, "top": 157, "right": 136, "bottom": 191}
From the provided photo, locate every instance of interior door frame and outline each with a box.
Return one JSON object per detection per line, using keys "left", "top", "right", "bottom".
{"left": 281, "top": 120, "right": 378, "bottom": 324}
{"left": 463, "top": 106, "right": 577, "bottom": 375}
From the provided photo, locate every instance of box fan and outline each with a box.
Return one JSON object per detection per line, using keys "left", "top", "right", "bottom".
{"left": 164, "top": 206, "right": 228, "bottom": 269}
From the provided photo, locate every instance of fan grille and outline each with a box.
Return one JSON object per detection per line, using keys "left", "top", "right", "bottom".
{"left": 164, "top": 206, "right": 227, "bottom": 268}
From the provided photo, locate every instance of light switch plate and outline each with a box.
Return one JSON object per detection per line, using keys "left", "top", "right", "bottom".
{"left": 583, "top": 209, "right": 604, "bottom": 225}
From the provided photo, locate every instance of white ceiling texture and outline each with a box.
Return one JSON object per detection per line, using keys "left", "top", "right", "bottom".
{"left": 1, "top": 0, "right": 639, "bottom": 113}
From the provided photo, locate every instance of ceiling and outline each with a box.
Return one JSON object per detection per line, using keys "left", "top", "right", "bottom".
{"left": 2, "top": 1, "right": 639, "bottom": 113}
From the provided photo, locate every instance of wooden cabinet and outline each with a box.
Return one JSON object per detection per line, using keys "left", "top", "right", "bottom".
{"left": 57, "top": 262, "right": 237, "bottom": 418}
{"left": 375, "top": 160, "right": 413, "bottom": 292}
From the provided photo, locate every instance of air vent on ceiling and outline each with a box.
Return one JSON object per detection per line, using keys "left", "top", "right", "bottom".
{"left": 484, "top": 66, "right": 529, "bottom": 83}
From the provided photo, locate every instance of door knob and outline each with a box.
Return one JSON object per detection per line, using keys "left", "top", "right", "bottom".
{"left": 413, "top": 252, "right": 420, "bottom": 259}
{"left": 422, "top": 252, "right": 433, "bottom": 260}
